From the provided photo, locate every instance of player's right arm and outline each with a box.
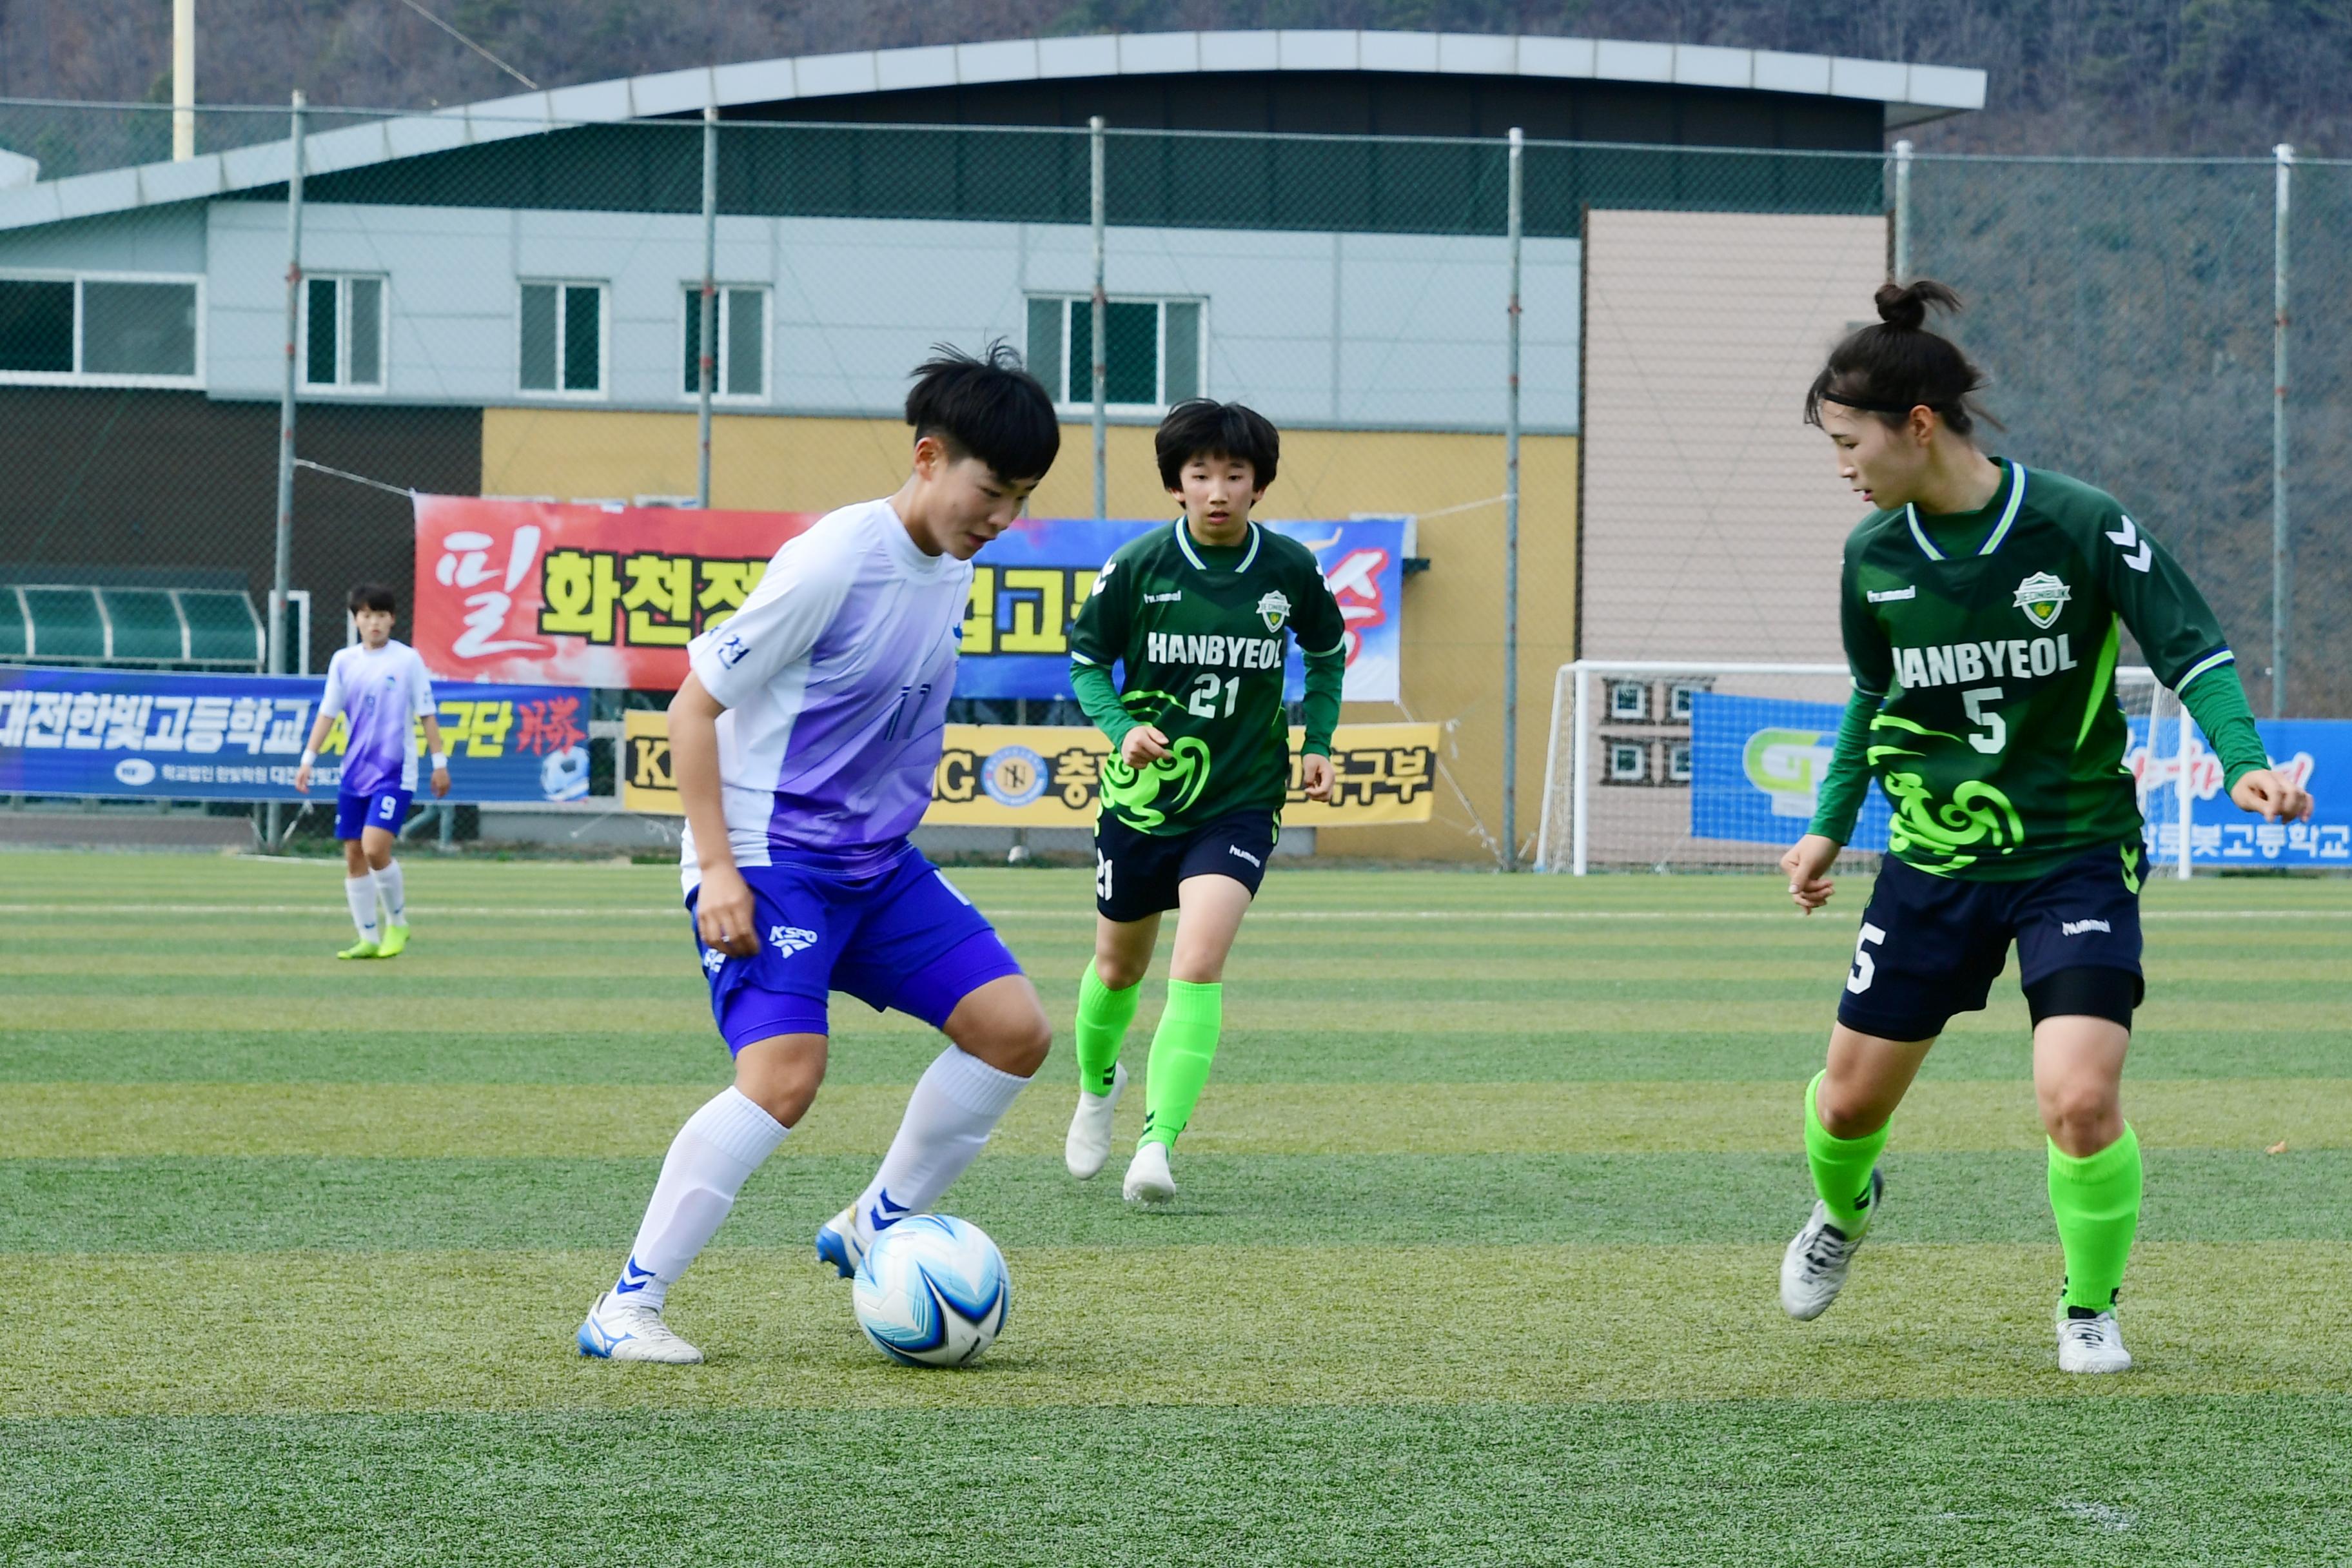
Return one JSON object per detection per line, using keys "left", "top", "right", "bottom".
{"left": 676, "top": 530, "right": 858, "bottom": 955}
{"left": 1068, "top": 554, "right": 1167, "bottom": 767}
{"left": 293, "top": 652, "right": 346, "bottom": 794}
{"left": 1786, "top": 545, "right": 1895, "bottom": 913}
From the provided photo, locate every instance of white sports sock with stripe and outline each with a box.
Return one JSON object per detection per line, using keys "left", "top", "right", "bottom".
{"left": 344, "top": 875, "right": 380, "bottom": 943}
{"left": 616, "top": 1086, "right": 790, "bottom": 1309}
{"left": 850, "top": 1046, "right": 1030, "bottom": 1235}
{"left": 374, "top": 859, "right": 406, "bottom": 926}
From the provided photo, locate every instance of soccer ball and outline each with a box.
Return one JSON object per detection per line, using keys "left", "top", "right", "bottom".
{"left": 850, "top": 1213, "right": 1010, "bottom": 1367}
{"left": 539, "top": 743, "right": 591, "bottom": 801}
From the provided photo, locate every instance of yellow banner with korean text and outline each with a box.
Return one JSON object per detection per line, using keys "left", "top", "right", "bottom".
{"left": 622, "top": 713, "right": 1438, "bottom": 827}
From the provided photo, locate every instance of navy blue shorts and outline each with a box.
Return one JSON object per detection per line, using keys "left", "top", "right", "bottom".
{"left": 687, "top": 844, "right": 1023, "bottom": 1053}
{"left": 1836, "top": 843, "right": 2146, "bottom": 1041}
{"left": 335, "top": 788, "right": 413, "bottom": 840}
{"left": 1093, "top": 807, "right": 1279, "bottom": 922}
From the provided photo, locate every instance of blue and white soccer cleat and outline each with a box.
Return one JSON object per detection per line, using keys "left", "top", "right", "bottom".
{"left": 818, "top": 1189, "right": 915, "bottom": 1277}
{"left": 1779, "top": 1167, "right": 1883, "bottom": 1321}
{"left": 576, "top": 1289, "right": 703, "bottom": 1364}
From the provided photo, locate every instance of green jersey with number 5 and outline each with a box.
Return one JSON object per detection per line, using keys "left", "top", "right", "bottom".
{"left": 1068, "top": 518, "right": 1348, "bottom": 835}
{"left": 1812, "top": 458, "right": 2259, "bottom": 880}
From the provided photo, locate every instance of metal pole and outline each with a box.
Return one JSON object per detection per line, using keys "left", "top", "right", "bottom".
{"left": 1569, "top": 663, "right": 1591, "bottom": 876}
{"left": 172, "top": 0, "right": 196, "bottom": 161}
{"left": 2271, "top": 142, "right": 2293, "bottom": 717}
{"left": 1891, "top": 138, "right": 1913, "bottom": 282}
{"left": 696, "top": 105, "right": 719, "bottom": 509}
{"left": 1502, "top": 127, "right": 1524, "bottom": 870}
{"left": 1090, "top": 115, "right": 1108, "bottom": 522}
{"left": 2175, "top": 690, "right": 2194, "bottom": 881}
{"left": 266, "top": 90, "right": 305, "bottom": 849}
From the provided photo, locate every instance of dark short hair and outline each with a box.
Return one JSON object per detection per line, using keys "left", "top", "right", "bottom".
{"left": 905, "top": 340, "right": 1060, "bottom": 483}
{"left": 1805, "top": 279, "right": 1997, "bottom": 437}
{"left": 1155, "top": 400, "right": 1280, "bottom": 492}
{"left": 348, "top": 583, "right": 396, "bottom": 614}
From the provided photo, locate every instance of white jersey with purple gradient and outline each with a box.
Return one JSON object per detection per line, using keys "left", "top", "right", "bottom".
{"left": 320, "top": 639, "right": 435, "bottom": 796}
{"left": 680, "top": 498, "right": 968, "bottom": 892}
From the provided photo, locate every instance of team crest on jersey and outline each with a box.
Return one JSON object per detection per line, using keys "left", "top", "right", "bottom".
{"left": 2012, "top": 572, "right": 2072, "bottom": 629}
{"left": 1255, "top": 589, "right": 1291, "bottom": 632}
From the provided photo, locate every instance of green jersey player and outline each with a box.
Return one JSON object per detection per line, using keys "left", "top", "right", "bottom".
{"left": 1777, "top": 280, "right": 2313, "bottom": 1372}
{"left": 1061, "top": 400, "right": 1348, "bottom": 1205}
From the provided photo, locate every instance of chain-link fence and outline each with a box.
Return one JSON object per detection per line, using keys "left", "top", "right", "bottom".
{"left": 0, "top": 96, "right": 2344, "bottom": 864}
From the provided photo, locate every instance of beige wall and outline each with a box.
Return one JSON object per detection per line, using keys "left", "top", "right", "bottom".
{"left": 479, "top": 409, "right": 1576, "bottom": 863}
{"left": 1578, "top": 210, "right": 1887, "bottom": 663}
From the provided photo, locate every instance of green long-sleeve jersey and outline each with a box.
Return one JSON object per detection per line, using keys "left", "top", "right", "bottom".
{"left": 1068, "top": 517, "right": 1348, "bottom": 834}
{"left": 1810, "top": 458, "right": 2269, "bottom": 879}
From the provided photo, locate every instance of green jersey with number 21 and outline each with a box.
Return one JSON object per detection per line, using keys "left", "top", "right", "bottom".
{"left": 1820, "top": 458, "right": 2243, "bottom": 879}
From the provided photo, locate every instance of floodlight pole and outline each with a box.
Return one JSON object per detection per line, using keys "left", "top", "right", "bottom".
{"left": 1502, "top": 127, "right": 1524, "bottom": 870}
{"left": 1891, "top": 139, "right": 1913, "bottom": 281}
{"left": 1090, "top": 115, "right": 1108, "bottom": 521}
{"left": 697, "top": 104, "right": 718, "bottom": 509}
{"left": 172, "top": 0, "right": 196, "bottom": 161}
{"left": 266, "top": 89, "right": 305, "bottom": 850}
{"left": 2271, "top": 142, "right": 2293, "bottom": 716}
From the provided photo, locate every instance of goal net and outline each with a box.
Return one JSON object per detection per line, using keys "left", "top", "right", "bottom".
{"left": 1533, "top": 660, "right": 2191, "bottom": 876}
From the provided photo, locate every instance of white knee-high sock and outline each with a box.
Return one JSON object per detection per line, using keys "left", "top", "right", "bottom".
{"left": 344, "top": 875, "right": 380, "bottom": 943}
{"left": 616, "top": 1086, "right": 789, "bottom": 1309}
{"left": 851, "top": 1046, "right": 1030, "bottom": 1237}
{"left": 373, "top": 859, "right": 406, "bottom": 926}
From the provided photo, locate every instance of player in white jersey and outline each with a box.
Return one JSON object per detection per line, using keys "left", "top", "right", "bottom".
{"left": 579, "top": 344, "right": 1064, "bottom": 1364}
{"left": 295, "top": 584, "right": 449, "bottom": 960}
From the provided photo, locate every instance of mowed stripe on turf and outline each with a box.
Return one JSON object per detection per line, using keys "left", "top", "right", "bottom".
{"left": 9, "top": 1242, "right": 2349, "bottom": 1416}
{"left": 6, "top": 1077, "right": 2338, "bottom": 1157}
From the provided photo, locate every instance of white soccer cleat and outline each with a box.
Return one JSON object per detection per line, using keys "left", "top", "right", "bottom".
{"left": 814, "top": 1205, "right": 871, "bottom": 1279}
{"left": 576, "top": 1289, "right": 703, "bottom": 1364}
{"left": 2057, "top": 1306, "right": 2133, "bottom": 1374}
{"left": 1779, "top": 1168, "right": 1882, "bottom": 1322}
{"left": 1065, "top": 1062, "right": 1128, "bottom": 1180}
{"left": 1122, "top": 1139, "right": 1176, "bottom": 1206}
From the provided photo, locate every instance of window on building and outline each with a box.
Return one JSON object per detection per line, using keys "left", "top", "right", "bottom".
{"left": 304, "top": 275, "right": 385, "bottom": 389}
{"left": 1026, "top": 295, "right": 1201, "bottom": 410}
{"left": 1609, "top": 742, "right": 1649, "bottom": 783}
{"left": 520, "top": 281, "right": 604, "bottom": 394}
{"left": 1667, "top": 741, "right": 1694, "bottom": 783}
{"left": 1609, "top": 680, "right": 1649, "bottom": 721}
{"left": 680, "top": 285, "right": 767, "bottom": 399}
{"left": 1668, "top": 681, "right": 1705, "bottom": 720}
{"left": 0, "top": 275, "right": 199, "bottom": 383}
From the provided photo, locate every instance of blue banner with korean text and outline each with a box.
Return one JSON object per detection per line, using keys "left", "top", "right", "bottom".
{"left": 2126, "top": 714, "right": 2350, "bottom": 867}
{"left": 0, "top": 665, "right": 593, "bottom": 803}
{"left": 1689, "top": 691, "right": 1893, "bottom": 852}
{"left": 954, "top": 516, "right": 1409, "bottom": 703}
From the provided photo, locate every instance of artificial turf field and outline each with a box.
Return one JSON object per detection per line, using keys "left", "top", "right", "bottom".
{"left": 3, "top": 848, "right": 2349, "bottom": 1565}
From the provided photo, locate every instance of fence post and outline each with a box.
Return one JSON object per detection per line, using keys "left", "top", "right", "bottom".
{"left": 172, "top": 0, "right": 196, "bottom": 161}
{"left": 1569, "top": 663, "right": 1591, "bottom": 876}
{"left": 1090, "top": 115, "right": 1108, "bottom": 522}
{"left": 266, "top": 89, "right": 305, "bottom": 850}
{"left": 1502, "top": 127, "right": 1524, "bottom": 870}
{"left": 1891, "top": 138, "right": 1913, "bottom": 282}
{"left": 2272, "top": 142, "right": 2293, "bottom": 717}
{"left": 696, "top": 105, "right": 718, "bottom": 509}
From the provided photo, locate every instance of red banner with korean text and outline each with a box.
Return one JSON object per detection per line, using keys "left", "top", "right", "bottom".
{"left": 412, "top": 495, "right": 816, "bottom": 687}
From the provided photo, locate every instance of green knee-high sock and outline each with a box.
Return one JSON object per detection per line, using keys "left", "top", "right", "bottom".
{"left": 2049, "top": 1122, "right": 2142, "bottom": 1313}
{"left": 1073, "top": 962, "right": 1141, "bottom": 1096}
{"left": 1804, "top": 1070, "right": 1891, "bottom": 1235}
{"left": 1140, "top": 979, "right": 1222, "bottom": 1150}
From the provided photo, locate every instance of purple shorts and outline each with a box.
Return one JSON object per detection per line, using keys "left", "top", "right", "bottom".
{"left": 335, "top": 788, "right": 413, "bottom": 840}
{"left": 687, "top": 843, "right": 1024, "bottom": 1053}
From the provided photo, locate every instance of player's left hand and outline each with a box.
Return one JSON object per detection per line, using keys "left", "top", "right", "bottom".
{"left": 1300, "top": 752, "right": 1334, "bottom": 802}
{"left": 430, "top": 767, "right": 451, "bottom": 799}
{"left": 2231, "top": 768, "right": 2311, "bottom": 823}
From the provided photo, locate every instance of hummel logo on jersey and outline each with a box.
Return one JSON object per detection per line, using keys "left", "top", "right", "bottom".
{"left": 768, "top": 925, "right": 819, "bottom": 956}
{"left": 1144, "top": 591, "right": 1184, "bottom": 604}
{"left": 1257, "top": 589, "right": 1291, "bottom": 632}
{"left": 1091, "top": 562, "right": 1116, "bottom": 596}
{"left": 1867, "top": 586, "right": 1916, "bottom": 603}
{"left": 2061, "top": 918, "right": 2113, "bottom": 936}
{"left": 2013, "top": 571, "right": 2072, "bottom": 629}
{"left": 1228, "top": 845, "right": 1263, "bottom": 868}
{"left": 700, "top": 947, "right": 725, "bottom": 974}
{"left": 2104, "top": 514, "right": 2154, "bottom": 573}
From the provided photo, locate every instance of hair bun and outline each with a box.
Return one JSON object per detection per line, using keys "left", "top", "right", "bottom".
{"left": 1875, "top": 278, "right": 1962, "bottom": 331}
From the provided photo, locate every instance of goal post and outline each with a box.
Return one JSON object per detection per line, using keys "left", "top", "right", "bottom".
{"left": 1534, "top": 658, "right": 2190, "bottom": 877}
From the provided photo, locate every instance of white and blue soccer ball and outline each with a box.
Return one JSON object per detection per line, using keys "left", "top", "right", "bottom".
{"left": 850, "top": 1213, "right": 1010, "bottom": 1367}
{"left": 540, "top": 744, "right": 591, "bottom": 801}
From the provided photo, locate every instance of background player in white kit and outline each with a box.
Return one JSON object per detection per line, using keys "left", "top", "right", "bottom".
{"left": 578, "top": 345, "right": 1062, "bottom": 1364}
{"left": 294, "top": 583, "right": 450, "bottom": 960}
